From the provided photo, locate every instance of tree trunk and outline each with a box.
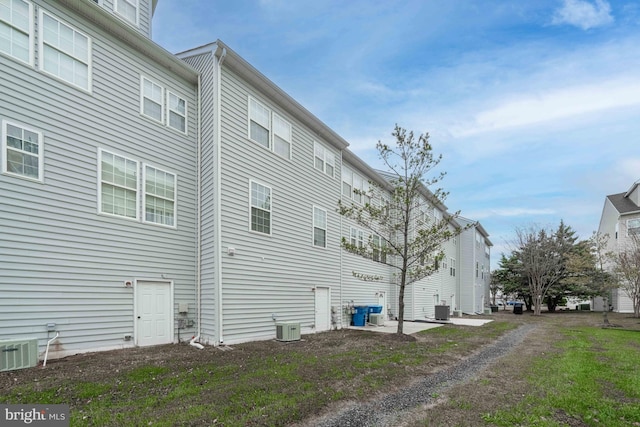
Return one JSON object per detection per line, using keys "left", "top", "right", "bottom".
{"left": 602, "top": 295, "right": 610, "bottom": 326}
{"left": 397, "top": 282, "right": 405, "bottom": 334}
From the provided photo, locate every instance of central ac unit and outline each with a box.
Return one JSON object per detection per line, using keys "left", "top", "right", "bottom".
{"left": 434, "top": 305, "right": 450, "bottom": 321}
{"left": 276, "top": 323, "right": 300, "bottom": 342}
{"left": 369, "top": 313, "right": 385, "bottom": 326}
{"left": 1, "top": 338, "right": 38, "bottom": 372}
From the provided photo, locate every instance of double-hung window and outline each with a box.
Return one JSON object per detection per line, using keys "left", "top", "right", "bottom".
{"left": 250, "top": 180, "right": 271, "bottom": 234}
{"left": 249, "top": 97, "right": 270, "bottom": 149}
{"left": 141, "top": 77, "right": 163, "bottom": 122}
{"left": 144, "top": 165, "right": 176, "bottom": 227}
{"left": 40, "top": 10, "right": 91, "bottom": 91}
{"left": 0, "top": 0, "right": 32, "bottom": 64}
{"left": 342, "top": 168, "right": 353, "bottom": 198}
{"left": 313, "top": 206, "right": 327, "bottom": 248}
{"left": 167, "top": 91, "right": 187, "bottom": 134}
{"left": 115, "top": 0, "right": 138, "bottom": 26}
{"left": 99, "top": 150, "right": 138, "bottom": 220}
{"left": 314, "top": 142, "right": 335, "bottom": 177}
{"left": 342, "top": 166, "right": 368, "bottom": 203}
{"left": 2, "top": 120, "right": 42, "bottom": 181}
{"left": 248, "top": 97, "right": 292, "bottom": 159}
{"left": 450, "top": 258, "right": 456, "bottom": 277}
{"left": 141, "top": 77, "right": 188, "bottom": 134}
{"left": 272, "top": 113, "right": 291, "bottom": 159}
{"left": 373, "top": 235, "right": 386, "bottom": 263}
{"left": 628, "top": 219, "right": 640, "bottom": 236}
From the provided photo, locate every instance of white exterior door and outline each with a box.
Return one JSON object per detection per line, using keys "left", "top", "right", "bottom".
{"left": 136, "top": 281, "right": 172, "bottom": 346}
{"left": 377, "top": 291, "right": 387, "bottom": 319}
{"left": 315, "top": 287, "right": 330, "bottom": 332}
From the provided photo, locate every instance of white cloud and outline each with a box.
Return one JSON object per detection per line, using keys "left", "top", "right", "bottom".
{"left": 463, "top": 208, "right": 557, "bottom": 220}
{"left": 452, "top": 78, "right": 640, "bottom": 137}
{"left": 552, "top": 0, "right": 614, "bottom": 30}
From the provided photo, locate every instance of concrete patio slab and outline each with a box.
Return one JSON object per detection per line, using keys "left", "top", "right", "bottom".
{"left": 347, "top": 317, "right": 493, "bottom": 334}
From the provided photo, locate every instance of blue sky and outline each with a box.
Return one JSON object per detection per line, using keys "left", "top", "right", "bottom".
{"left": 153, "top": 0, "right": 640, "bottom": 269}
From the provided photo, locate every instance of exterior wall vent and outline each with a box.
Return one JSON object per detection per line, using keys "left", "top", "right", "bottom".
{"left": 369, "top": 313, "right": 385, "bottom": 326}
{"left": 1, "top": 338, "right": 39, "bottom": 371}
{"left": 275, "top": 323, "right": 300, "bottom": 342}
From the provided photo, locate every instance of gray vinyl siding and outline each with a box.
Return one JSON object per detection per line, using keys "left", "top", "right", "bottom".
{"left": 216, "top": 67, "right": 342, "bottom": 344}
{"left": 179, "top": 51, "right": 219, "bottom": 344}
{"left": 0, "top": 2, "right": 198, "bottom": 357}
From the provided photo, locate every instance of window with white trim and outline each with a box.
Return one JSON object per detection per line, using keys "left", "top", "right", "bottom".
{"left": 442, "top": 257, "right": 448, "bottom": 271}
{"left": 115, "top": 0, "right": 138, "bottom": 25}
{"left": 313, "top": 206, "right": 327, "bottom": 248}
{"left": 450, "top": 258, "right": 456, "bottom": 277}
{"left": 141, "top": 76, "right": 163, "bottom": 122}
{"left": 99, "top": 150, "right": 138, "bottom": 220}
{"left": 0, "top": 0, "right": 32, "bottom": 64}
{"left": 144, "top": 165, "right": 176, "bottom": 227}
{"left": 314, "top": 142, "right": 335, "bottom": 177}
{"left": 250, "top": 180, "right": 271, "bottom": 234}
{"left": 40, "top": 10, "right": 90, "bottom": 91}
{"left": 342, "top": 167, "right": 369, "bottom": 203}
{"left": 350, "top": 227, "right": 357, "bottom": 246}
{"left": 476, "top": 262, "right": 479, "bottom": 278}
{"left": 248, "top": 97, "right": 292, "bottom": 159}
{"left": 167, "top": 91, "right": 187, "bottom": 134}
{"left": 373, "top": 234, "right": 387, "bottom": 263}
{"left": 2, "top": 120, "right": 42, "bottom": 181}
{"left": 628, "top": 218, "right": 640, "bottom": 236}
{"left": 272, "top": 113, "right": 291, "bottom": 159}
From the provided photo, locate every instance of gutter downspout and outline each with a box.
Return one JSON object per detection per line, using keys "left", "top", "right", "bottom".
{"left": 191, "top": 73, "right": 204, "bottom": 350}
{"left": 215, "top": 46, "right": 227, "bottom": 345}
{"left": 339, "top": 150, "right": 343, "bottom": 329}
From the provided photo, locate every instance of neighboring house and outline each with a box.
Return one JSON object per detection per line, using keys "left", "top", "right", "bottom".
{"left": 457, "top": 218, "right": 493, "bottom": 314}
{"left": 595, "top": 180, "right": 640, "bottom": 313}
{"left": 1, "top": 0, "right": 493, "bottom": 361}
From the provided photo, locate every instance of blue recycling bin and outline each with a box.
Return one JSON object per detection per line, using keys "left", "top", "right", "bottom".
{"left": 352, "top": 306, "right": 369, "bottom": 326}
{"left": 368, "top": 305, "right": 383, "bottom": 314}
{"left": 352, "top": 312, "right": 366, "bottom": 326}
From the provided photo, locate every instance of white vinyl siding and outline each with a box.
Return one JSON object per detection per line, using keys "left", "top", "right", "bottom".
{"left": 0, "top": 0, "right": 32, "bottom": 64}
{"left": 115, "top": 0, "right": 138, "bottom": 26}
{"left": 627, "top": 218, "right": 640, "bottom": 236}
{"left": 1, "top": 120, "right": 42, "bottom": 181}
{"left": 167, "top": 91, "right": 187, "bottom": 134}
{"left": 313, "top": 206, "right": 327, "bottom": 248}
{"left": 39, "top": 10, "right": 91, "bottom": 91}
{"left": 144, "top": 165, "right": 176, "bottom": 227}
{"left": 248, "top": 97, "right": 292, "bottom": 159}
{"left": 99, "top": 149, "right": 138, "bottom": 220}
{"left": 141, "top": 76, "right": 163, "bottom": 122}
{"left": 250, "top": 180, "right": 271, "bottom": 235}
{"left": 314, "top": 141, "right": 335, "bottom": 177}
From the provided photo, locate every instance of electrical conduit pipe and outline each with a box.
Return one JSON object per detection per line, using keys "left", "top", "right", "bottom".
{"left": 43, "top": 332, "right": 59, "bottom": 367}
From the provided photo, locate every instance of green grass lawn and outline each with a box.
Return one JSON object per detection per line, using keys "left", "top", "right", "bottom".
{"left": 481, "top": 327, "right": 640, "bottom": 427}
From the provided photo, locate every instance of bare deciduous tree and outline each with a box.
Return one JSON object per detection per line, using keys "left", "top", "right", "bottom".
{"left": 514, "top": 225, "right": 565, "bottom": 315}
{"left": 589, "top": 231, "right": 616, "bottom": 325}
{"left": 613, "top": 233, "right": 640, "bottom": 318}
{"left": 338, "top": 125, "right": 464, "bottom": 334}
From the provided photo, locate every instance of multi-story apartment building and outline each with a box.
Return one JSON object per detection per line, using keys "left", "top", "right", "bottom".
{"left": 596, "top": 180, "right": 640, "bottom": 313}
{"left": 0, "top": 0, "right": 491, "bottom": 360}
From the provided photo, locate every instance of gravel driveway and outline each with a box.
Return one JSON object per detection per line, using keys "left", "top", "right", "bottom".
{"left": 314, "top": 323, "right": 537, "bottom": 427}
